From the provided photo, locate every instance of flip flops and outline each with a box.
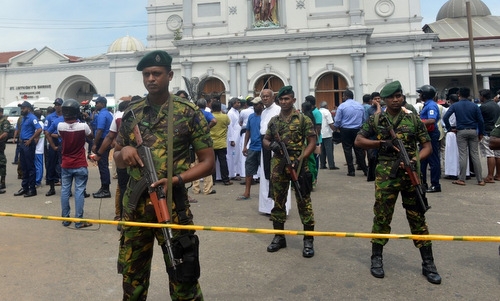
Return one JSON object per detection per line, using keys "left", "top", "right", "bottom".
{"left": 477, "top": 181, "right": 486, "bottom": 186}
{"left": 236, "top": 195, "right": 250, "bottom": 200}
{"left": 483, "top": 178, "right": 495, "bottom": 184}
{"left": 452, "top": 180, "right": 466, "bottom": 186}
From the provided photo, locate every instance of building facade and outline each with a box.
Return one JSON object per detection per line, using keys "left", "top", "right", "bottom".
{"left": 0, "top": 0, "right": 498, "bottom": 110}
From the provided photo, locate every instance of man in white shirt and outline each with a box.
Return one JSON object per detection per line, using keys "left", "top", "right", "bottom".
{"left": 319, "top": 101, "right": 338, "bottom": 170}
{"left": 227, "top": 97, "right": 242, "bottom": 180}
{"left": 239, "top": 97, "right": 255, "bottom": 179}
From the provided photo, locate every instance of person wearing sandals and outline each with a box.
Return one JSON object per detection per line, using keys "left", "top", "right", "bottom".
{"left": 57, "top": 99, "right": 94, "bottom": 229}
{"left": 210, "top": 100, "right": 233, "bottom": 185}
{"left": 478, "top": 89, "right": 500, "bottom": 183}
{"left": 238, "top": 97, "right": 264, "bottom": 200}
{"left": 443, "top": 87, "right": 485, "bottom": 186}
{"left": 355, "top": 80, "right": 441, "bottom": 284}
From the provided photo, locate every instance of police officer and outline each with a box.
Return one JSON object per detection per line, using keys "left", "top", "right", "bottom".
{"left": 44, "top": 98, "right": 63, "bottom": 196}
{"left": 263, "top": 86, "right": 317, "bottom": 258}
{"left": 114, "top": 50, "right": 214, "bottom": 300}
{"left": 355, "top": 81, "right": 441, "bottom": 284}
{"left": 418, "top": 84, "right": 442, "bottom": 193}
{"left": 14, "top": 101, "right": 42, "bottom": 197}
{"left": 91, "top": 96, "right": 113, "bottom": 198}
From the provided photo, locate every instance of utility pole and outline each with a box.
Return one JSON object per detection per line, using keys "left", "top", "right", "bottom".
{"left": 466, "top": 0, "right": 478, "bottom": 99}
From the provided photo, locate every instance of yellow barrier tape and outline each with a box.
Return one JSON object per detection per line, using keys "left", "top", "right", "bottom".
{"left": 1, "top": 211, "right": 500, "bottom": 242}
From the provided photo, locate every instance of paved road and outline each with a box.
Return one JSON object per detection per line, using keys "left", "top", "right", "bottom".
{"left": 1, "top": 143, "right": 499, "bottom": 300}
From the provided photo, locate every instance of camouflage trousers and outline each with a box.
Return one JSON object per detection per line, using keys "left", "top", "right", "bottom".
{"left": 270, "top": 158, "right": 315, "bottom": 226}
{"left": 371, "top": 162, "right": 431, "bottom": 248}
{"left": 0, "top": 149, "right": 6, "bottom": 176}
{"left": 118, "top": 192, "right": 203, "bottom": 301}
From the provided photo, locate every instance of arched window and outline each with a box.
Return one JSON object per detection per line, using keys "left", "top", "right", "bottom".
{"left": 201, "top": 77, "right": 226, "bottom": 104}
{"left": 253, "top": 75, "right": 284, "bottom": 97}
{"left": 315, "top": 72, "right": 348, "bottom": 110}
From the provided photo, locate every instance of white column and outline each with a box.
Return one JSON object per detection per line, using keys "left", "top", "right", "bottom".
{"left": 482, "top": 74, "right": 491, "bottom": 90}
{"left": 348, "top": 0, "right": 363, "bottom": 25}
{"left": 229, "top": 61, "right": 238, "bottom": 98}
{"left": 414, "top": 57, "right": 425, "bottom": 89}
{"left": 239, "top": 60, "right": 248, "bottom": 97}
{"left": 287, "top": 57, "right": 298, "bottom": 97}
{"left": 183, "top": 1, "right": 193, "bottom": 37}
{"left": 181, "top": 61, "right": 193, "bottom": 80}
{"left": 300, "top": 56, "right": 310, "bottom": 102}
{"left": 351, "top": 54, "right": 363, "bottom": 101}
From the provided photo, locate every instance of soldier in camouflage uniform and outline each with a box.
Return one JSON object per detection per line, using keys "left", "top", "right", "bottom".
{"left": 355, "top": 80, "right": 442, "bottom": 284}
{"left": 114, "top": 50, "right": 214, "bottom": 301}
{"left": 263, "top": 86, "right": 317, "bottom": 258}
{"left": 0, "top": 107, "right": 9, "bottom": 193}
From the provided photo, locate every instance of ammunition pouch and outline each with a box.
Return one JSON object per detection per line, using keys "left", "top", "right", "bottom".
{"left": 165, "top": 234, "right": 200, "bottom": 283}
{"left": 297, "top": 169, "right": 313, "bottom": 197}
{"left": 402, "top": 188, "right": 429, "bottom": 214}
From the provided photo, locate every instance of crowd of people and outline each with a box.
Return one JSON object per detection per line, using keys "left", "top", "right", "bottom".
{"left": 3, "top": 49, "right": 500, "bottom": 300}
{"left": 8, "top": 93, "right": 141, "bottom": 230}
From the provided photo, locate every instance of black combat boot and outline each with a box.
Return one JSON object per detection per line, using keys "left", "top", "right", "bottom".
{"left": 419, "top": 245, "right": 442, "bottom": 284}
{"left": 267, "top": 221, "right": 286, "bottom": 252}
{"left": 46, "top": 181, "right": 55, "bottom": 196}
{"left": 370, "top": 243, "right": 384, "bottom": 278}
{"left": 0, "top": 175, "right": 6, "bottom": 189}
{"left": 303, "top": 225, "right": 314, "bottom": 258}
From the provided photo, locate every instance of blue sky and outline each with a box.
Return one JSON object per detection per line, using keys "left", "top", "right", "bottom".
{"left": 0, "top": 0, "right": 498, "bottom": 58}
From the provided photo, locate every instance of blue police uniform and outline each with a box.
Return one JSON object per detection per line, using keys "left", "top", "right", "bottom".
{"left": 19, "top": 112, "right": 42, "bottom": 194}
{"left": 419, "top": 99, "right": 441, "bottom": 191}
{"left": 93, "top": 108, "right": 113, "bottom": 194}
{"left": 45, "top": 114, "right": 64, "bottom": 189}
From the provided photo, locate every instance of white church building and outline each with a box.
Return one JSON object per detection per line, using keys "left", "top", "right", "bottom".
{"left": 0, "top": 0, "right": 499, "bottom": 110}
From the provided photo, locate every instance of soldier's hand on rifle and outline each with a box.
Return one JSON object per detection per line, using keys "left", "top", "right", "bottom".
{"left": 151, "top": 177, "right": 169, "bottom": 194}
{"left": 118, "top": 146, "right": 144, "bottom": 167}
{"left": 379, "top": 139, "right": 399, "bottom": 153}
{"left": 269, "top": 141, "right": 282, "bottom": 155}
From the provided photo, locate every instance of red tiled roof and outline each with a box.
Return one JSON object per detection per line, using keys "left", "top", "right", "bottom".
{"left": 64, "top": 54, "right": 83, "bottom": 62}
{"left": 0, "top": 51, "right": 25, "bottom": 64}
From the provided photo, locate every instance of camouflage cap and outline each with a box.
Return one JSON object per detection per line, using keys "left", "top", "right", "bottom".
{"left": 277, "top": 85, "right": 294, "bottom": 98}
{"left": 136, "top": 50, "right": 172, "bottom": 71}
{"left": 380, "top": 81, "right": 402, "bottom": 98}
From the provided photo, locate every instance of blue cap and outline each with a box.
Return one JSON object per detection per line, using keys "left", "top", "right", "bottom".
{"left": 95, "top": 96, "right": 107, "bottom": 104}
{"left": 18, "top": 101, "right": 32, "bottom": 108}
{"left": 53, "top": 98, "right": 63, "bottom": 105}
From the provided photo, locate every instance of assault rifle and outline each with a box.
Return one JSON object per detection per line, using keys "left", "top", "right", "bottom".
{"left": 388, "top": 128, "right": 431, "bottom": 214}
{"left": 138, "top": 144, "right": 180, "bottom": 269}
{"left": 274, "top": 130, "right": 304, "bottom": 203}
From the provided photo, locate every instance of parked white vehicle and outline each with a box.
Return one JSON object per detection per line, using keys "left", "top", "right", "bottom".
{"left": 4, "top": 97, "right": 54, "bottom": 139}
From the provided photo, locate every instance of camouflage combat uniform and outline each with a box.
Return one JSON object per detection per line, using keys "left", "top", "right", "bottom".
{"left": 265, "top": 111, "right": 316, "bottom": 225}
{"left": 116, "top": 95, "right": 212, "bottom": 301}
{"left": 358, "top": 112, "right": 432, "bottom": 248}
{"left": 0, "top": 115, "right": 10, "bottom": 177}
